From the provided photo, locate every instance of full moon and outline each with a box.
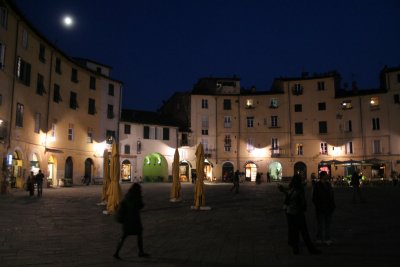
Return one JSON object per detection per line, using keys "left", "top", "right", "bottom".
{"left": 63, "top": 16, "right": 73, "bottom": 27}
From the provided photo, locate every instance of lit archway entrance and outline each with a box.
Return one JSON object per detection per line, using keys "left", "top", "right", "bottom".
{"left": 294, "top": 162, "right": 307, "bottom": 180}
{"left": 121, "top": 160, "right": 132, "bottom": 182}
{"left": 48, "top": 156, "right": 57, "bottom": 187}
{"left": 245, "top": 162, "right": 257, "bottom": 182}
{"left": 205, "top": 159, "right": 214, "bottom": 181}
{"left": 64, "top": 157, "right": 73, "bottom": 185}
{"left": 179, "top": 160, "right": 191, "bottom": 182}
{"left": 142, "top": 153, "right": 168, "bottom": 182}
{"left": 222, "top": 162, "right": 234, "bottom": 182}
{"left": 12, "top": 151, "right": 23, "bottom": 188}
{"left": 268, "top": 162, "right": 282, "bottom": 181}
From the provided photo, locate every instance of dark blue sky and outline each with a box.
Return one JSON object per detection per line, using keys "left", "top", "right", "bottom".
{"left": 14, "top": 0, "right": 400, "bottom": 111}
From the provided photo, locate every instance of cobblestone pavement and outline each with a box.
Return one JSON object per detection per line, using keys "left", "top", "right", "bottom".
{"left": 0, "top": 182, "right": 399, "bottom": 267}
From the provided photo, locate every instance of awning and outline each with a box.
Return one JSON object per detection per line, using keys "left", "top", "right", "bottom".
{"left": 319, "top": 160, "right": 343, "bottom": 166}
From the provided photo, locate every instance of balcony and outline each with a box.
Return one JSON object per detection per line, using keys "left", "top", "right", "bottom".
{"left": 270, "top": 147, "right": 287, "bottom": 157}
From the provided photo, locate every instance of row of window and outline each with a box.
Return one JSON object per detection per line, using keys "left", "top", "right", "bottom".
{"left": 199, "top": 94, "right": 400, "bottom": 113}
{"left": 200, "top": 115, "right": 380, "bottom": 136}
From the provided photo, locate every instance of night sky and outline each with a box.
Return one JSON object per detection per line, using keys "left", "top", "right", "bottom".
{"left": 14, "top": 0, "right": 400, "bottom": 111}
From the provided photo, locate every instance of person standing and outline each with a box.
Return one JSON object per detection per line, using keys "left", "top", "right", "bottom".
{"left": 35, "top": 170, "right": 44, "bottom": 197}
{"left": 26, "top": 171, "right": 35, "bottom": 197}
{"left": 114, "top": 183, "right": 149, "bottom": 259}
{"left": 278, "top": 174, "right": 321, "bottom": 255}
{"left": 230, "top": 170, "right": 240, "bottom": 193}
{"left": 312, "top": 171, "right": 335, "bottom": 246}
{"left": 351, "top": 170, "right": 365, "bottom": 203}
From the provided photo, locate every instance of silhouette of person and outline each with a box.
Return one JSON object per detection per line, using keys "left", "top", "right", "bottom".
{"left": 230, "top": 170, "right": 240, "bottom": 193}
{"left": 114, "top": 183, "right": 149, "bottom": 259}
{"left": 278, "top": 174, "right": 321, "bottom": 255}
{"left": 35, "top": 170, "right": 44, "bottom": 197}
{"left": 351, "top": 170, "right": 365, "bottom": 203}
{"left": 312, "top": 171, "right": 335, "bottom": 245}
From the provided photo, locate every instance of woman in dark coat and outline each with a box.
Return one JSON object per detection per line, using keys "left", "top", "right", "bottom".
{"left": 278, "top": 174, "right": 321, "bottom": 255}
{"left": 312, "top": 171, "right": 335, "bottom": 245}
{"left": 114, "top": 183, "right": 149, "bottom": 259}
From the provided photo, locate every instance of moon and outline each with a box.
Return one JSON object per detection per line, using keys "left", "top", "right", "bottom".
{"left": 63, "top": 16, "right": 74, "bottom": 27}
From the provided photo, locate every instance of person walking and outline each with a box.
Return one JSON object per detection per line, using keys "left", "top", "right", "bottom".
{"left": 35, "top": 170, "right": 44, "bottom": 197}
{"left": 230, "top": 170, "right": 240, "bottom": 193}
{"left": 351, "top": 170, "right": 365, "bottom": 203}
{"left": 114, "top": 183, "right": 149, "bottom": 260}
{"left": 26, "top": 171, "right": 35, "bottom": 197}
{"left": 278, "top": 174, "right": 321, "bottom": 255}
{"left": 312, "top": 171, "right": 335, "bottom": 246}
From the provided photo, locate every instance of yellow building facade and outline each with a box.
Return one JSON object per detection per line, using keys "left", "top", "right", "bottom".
{"left": 189, "top": 69, "right": 400, "bottom": 182}
{"left": 0, "top": 0, "right": 122, "bottom": 190}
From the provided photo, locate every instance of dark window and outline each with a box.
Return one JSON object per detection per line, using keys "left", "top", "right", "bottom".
{"left": 294, "top": 104, "right": 302, "bottom": 112}
{"left": 292, "top": 83, "right": 303, "bottom": 95}
{"left": 124, "top": 124, "right": 131, "bottom": 134}
{"left": 36, "top": 73, "right": 46, "bottom": 95}
{"left": 397, "top": 74, "right": 400, "bottom": 83}
{"left": 39, "top": 44, "right": 45, "bottom": 63}
{"left": 295, "top": 122, "right": 303, "bottom": 134}
{"left": 124, "top": 145, "right": 130, "bottom": 154}
{"left": 0, "top": 42, "right": 5, "bottom": 69}
{"left": 318, "top": 102, "right": 326, "bottom": 110}
{"left": 137, "top": 141, "right": 141, "bottom": 154}
{"left": 319, "top": 121, "right": 328, "bottom": 134}
{"left": 223, "top": 99, "right": 231, "bottom": 110}
{"left": 55, "top": 58, "right": 61, "bottom": 74}
{"left": 16, "top": 57, "right": 31, "bottom": 86}
{"left": 143, "top": 126, "right": 149, "bottom": 139}
{"left": 88, "top": 98, "right": 96, "bottom": 115}
{"left": 372, "top": 118, "right": 380, "bottom": 130}
{"left": 53, "top": 84, "right": 62, "bottom": 103}
{"left": 163, "top": 128, "right": 170, "bottom": 140}
{"left": 107, "top": 105, "right": 114, "bottom": 119}
{"left": 90, "top": 76, "right": 96, "bottom": 90}
{"left": 69, "top": 91, "right": 78, "bottom": 109}
{"left": 317, "top": 81, "right": 325, "bottom": 91}
{"left": 0, "top": 5, "right": 8, "bottom": 29}
{"left": 96, "top": 67, "right": 101, "bottom": 74}
{"left": 106, "top": 130, "right": 115, "bottom": 144}
{"left": 71, "top": 68, "right": 78, "bottom": 82}
{"left": 16, "top": 103, "right": 24, "bottom": 127}
{"left": 108, "top": 83, "right": 114, "bottom": 96}
{"left": 201, "top": 99, "right": 208, "bottom": 109}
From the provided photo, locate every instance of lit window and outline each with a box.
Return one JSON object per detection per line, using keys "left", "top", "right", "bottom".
{"left": 68, "top": 124, "right": 74, "bottom": 141}
{"left": 246, "top": 99, "right": 254, "bottom": 108}
{"left": 296, "top": 144, "right": 303, "bottom": 155}
{"left": 341, "top": 100, "right": 352, "bottom": 110}
{"left": 247, "top": 138, "right": 254, "bottom": 151}
{"left": 370, "top": 97, "right": 379, "bottom": 109}
{"left": 270, "top": 98, "right": 278, "bottom": 108}
{"left": 87, "top": 128, "right": 93, "bottom": 143}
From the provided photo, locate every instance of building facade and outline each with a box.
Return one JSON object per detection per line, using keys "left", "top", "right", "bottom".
{"left": 0, "top": 0, "right": 122, "bottom": 190}
{"left": 163, "top": 69, "right": 400, "bottom": 183}
{"left": 119, "top": 109, "right": 180, "bottom": 183}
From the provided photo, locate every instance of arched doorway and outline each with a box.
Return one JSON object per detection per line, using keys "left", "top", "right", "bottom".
{"left": 179, "top": 160, "right": 191, "bottom": 182}
{"left": 121, "top": 159, "right": 132, "bottom": 182}
{"left": 204, "top": 159, "right": 214, "bottom": 181}
{"left": 48, "top": 156, "right": 57, "bottom": 187}
{"left": 245, "top": 161, "right": 257, "bottom": 182}
{"left": 294, "top": 162, "right": 307, "bottom": 180}
{"left": 222, "top": 162, "right": 234, "bottom": 182}
{"left": 12, "top": 150, "right": 23, "bottom": 188}
{"left": 84, "top": 158, "right": 94, "bottom": 181}
{"left": 268, "top": 162, "right": 282, "bottom": 181}
{"left": 142, "top": 153, "right": 168, "bottom": 182}
{"left": 65, "top": 157, "right": 73, "bottom": 185}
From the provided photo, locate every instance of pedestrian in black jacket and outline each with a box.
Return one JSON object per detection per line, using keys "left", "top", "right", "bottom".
{"left": 114, "top": 183, "right": 149, "bottom": 259}
{"left": 278, "top": 174, "right": 321, "bottom": 255}
{"left": 312, "top": 171, "right": 335, "bottom": 246}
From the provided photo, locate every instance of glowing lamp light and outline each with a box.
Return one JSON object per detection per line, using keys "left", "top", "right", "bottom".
{"left": 62, "top": 15, "right": 74, "bottom": 27}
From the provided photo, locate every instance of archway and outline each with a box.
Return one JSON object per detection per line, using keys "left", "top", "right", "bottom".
{"left": 12, "top": 150, "right": 23, "bottom": 188}
{"left": 204, "top": 159, "right": 214, "bottom": 181}
{"left": 64, "top": 157, "right": 73, "bottom": 185}
{"left": 84, "top": 158, "right": 94, "bottom": 181}
{"left": 142, "top": 153, "right": 168, "bottom": 182}
{"left": 179, "top": 160, "right": 191, "bottom": 182}
{"left": 268, "top": 162, "right": 282, "bottom": 181}
{"left": 294, "top": 161, "right": 307, "bottom": 180}
{"left": 48, "top": 156, "right": 57, "bottom": 187}
{"left": 121, "top": 159, "right": 132, "bottom": 182}
{"left": 222, "top": 162, "right": 234, "bottom": 182}
{"left": 245, "top": 161, "right": 257, "bottom": 182}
